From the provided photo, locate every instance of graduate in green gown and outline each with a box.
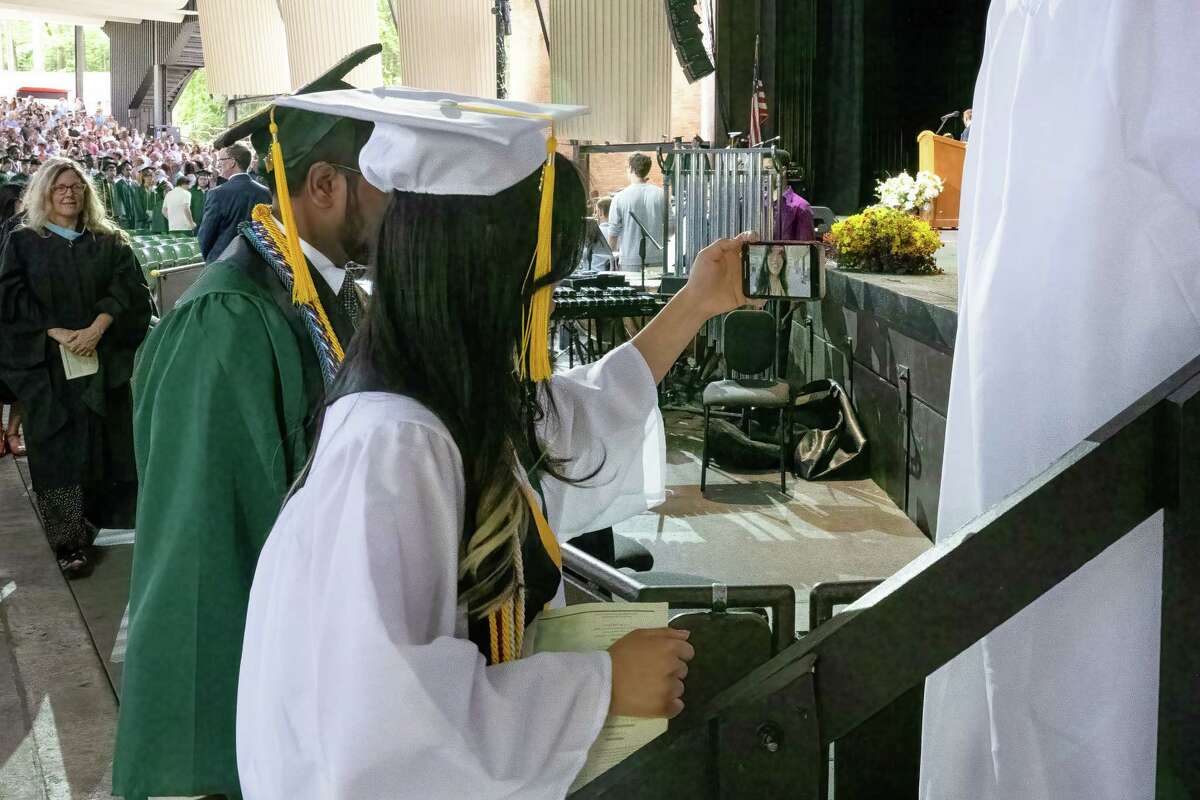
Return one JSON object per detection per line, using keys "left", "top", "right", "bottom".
{"left": 133, "top": 166, "right": 154, "bottom": 231}
{"left": 112, "top": 44, "right": 390, "bottom": 800}
{"left": 113, "top": 162, "right": 137, "bottom": 229}
{"left": 148, "top": 173, "right": 168, "bottom": 234}
{"left": 189, "top": 168, "right": 211, "bottom": 228}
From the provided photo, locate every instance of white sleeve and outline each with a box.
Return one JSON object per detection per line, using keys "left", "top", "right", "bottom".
{"left": 538, "top": 342, "right": 667, "bottom": 538}
{"left": 309, "top": 419, "right": 611, "bottom": 799}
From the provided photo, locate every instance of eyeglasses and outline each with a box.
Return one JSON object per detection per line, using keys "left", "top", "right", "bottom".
{"left": 51, "top": 183, "right": 85, "bottom": 196}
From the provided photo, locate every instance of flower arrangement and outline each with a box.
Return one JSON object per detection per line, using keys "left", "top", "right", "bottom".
{"left": 875, "top": 170, "right": 944, "bottom": 212}
{"left": 823, "top": 205, "right": 943, "bottom": 275}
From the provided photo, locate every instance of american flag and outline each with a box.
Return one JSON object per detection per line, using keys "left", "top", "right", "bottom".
{"left": 749, "top": 36, "right": 768, "bottom": 146}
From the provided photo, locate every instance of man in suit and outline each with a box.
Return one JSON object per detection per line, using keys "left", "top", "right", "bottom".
{"left": 197, "top": 142, "right": 271, "bottom": 261}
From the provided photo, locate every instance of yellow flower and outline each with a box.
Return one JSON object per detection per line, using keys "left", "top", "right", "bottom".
{"left": 827, "top": 206, "right": 943, "bottom": 274}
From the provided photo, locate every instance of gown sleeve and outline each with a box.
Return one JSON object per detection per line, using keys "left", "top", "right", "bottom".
{"left": 537, "top": 341, "right": 666, "bottom": 538}
{"left": 240, "top": 410, "right": 611, "bottom": 799}
{"left": 96, "top": 238, "right": 152, "bottom": 351}
{"left": 0, "top": 234, "right": 51, "bottom": 369}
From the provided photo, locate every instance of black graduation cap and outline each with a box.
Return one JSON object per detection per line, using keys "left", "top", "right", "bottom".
{"left": 195, "top": 168, "right": 212, "bottom": 176}
{"left": 212, "top": 43, "right": 382, "bottom": 175}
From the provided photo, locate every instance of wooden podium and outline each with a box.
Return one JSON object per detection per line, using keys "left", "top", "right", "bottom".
{"left": 917, "top": 130, "right": 966, "bottom": 229}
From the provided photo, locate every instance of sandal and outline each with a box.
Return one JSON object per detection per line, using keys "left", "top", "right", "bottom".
{"left": 6, "top": 433, "right": 25, "bottom": 457}
{"left": 57, "top": 549, "right": 91, "bottom": 578}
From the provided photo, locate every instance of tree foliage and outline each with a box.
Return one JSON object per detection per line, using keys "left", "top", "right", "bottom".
{"left": 174, "top": 68, "right": 227, "bottom": 144}
{"left": 0, "top": 21, "right": 109, "bottom": 72}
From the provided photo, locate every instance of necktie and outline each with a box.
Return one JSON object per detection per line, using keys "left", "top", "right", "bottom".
{"left": 338, "top": 267, "right": 364, "bottom": 329}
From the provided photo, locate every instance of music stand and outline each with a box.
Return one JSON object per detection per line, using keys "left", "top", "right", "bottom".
{"left": 629, "top": 211, "right": 664, "bottom": 290}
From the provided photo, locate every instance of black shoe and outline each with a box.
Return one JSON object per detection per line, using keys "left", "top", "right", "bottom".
{"left": 57, "top": 549, "right": 92, "bottom": 579}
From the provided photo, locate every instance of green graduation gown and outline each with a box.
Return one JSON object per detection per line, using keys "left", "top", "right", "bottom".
{"left": 189, "top": 186, "right": 206, "bottom": 228}
{"left": 112, "top": 234, "right": 353, "bottom": 799}
{"left": 126, "top": 183, "right": 150, "bottom": 230}
{"left": 148, "top": 184, "right": 168, "bottom": 234}
{"left": 115, "top": 180, "right": 138, "bottom": 229}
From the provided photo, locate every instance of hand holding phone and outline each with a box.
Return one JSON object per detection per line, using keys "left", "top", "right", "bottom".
{"left": 741, "top": 241, "right": 825, "bottom": 301}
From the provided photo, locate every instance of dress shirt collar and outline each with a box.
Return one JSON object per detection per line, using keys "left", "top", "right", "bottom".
{"left": 272, "top": 215, "right": 344, "bottom": 294}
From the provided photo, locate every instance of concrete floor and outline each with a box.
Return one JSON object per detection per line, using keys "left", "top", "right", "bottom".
{"left": 613, "top": 411, "right": 929, "bottom": 628}
{"left": 0, "top": 408, "right": 929, "bottom": 798}
{"left": 0, "top": 456, "right": 117, "bottom": 800}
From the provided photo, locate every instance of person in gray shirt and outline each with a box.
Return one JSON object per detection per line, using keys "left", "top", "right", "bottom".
{"left": 607, "top": 153, "right": 666, "bottom": 272}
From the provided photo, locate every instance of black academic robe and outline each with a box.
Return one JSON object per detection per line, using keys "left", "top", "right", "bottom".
{"left": 0, "top": 226, "right": 152, "bottom": 520}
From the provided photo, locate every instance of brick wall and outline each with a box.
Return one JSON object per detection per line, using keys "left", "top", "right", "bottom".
{"left": 506, "top": 0, "right": 705, "bottom": 200}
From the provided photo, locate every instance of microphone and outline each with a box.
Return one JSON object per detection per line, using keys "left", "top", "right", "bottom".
{"left": 935, "top": 110, "right": 961, "bottom": 136}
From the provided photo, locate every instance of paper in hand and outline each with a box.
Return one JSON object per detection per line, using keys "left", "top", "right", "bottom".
{"left": 60, "top": 344, "right": 99, "bottom": 380}
{"left": 523, "top": 602, "right": 670, "bottom": 791}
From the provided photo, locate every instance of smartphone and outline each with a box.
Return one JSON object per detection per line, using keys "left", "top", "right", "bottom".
{"left": 741, "top": 241, "right": 825, "bottom": 301}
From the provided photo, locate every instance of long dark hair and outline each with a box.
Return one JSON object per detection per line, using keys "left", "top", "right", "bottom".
{"left": 756, "top": 245, "right": 788, "bottom": 296}
{"left": 332, "top": 153, "right": 587, "bottom": 618}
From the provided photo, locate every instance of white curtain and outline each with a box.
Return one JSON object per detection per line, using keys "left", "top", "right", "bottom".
{"left": 197, "top": 0, "right": 290, "bottom": 96}
{"left": 550, "top": 0, "right": 671, "bottom": 142}
{"left": 278, "top": 0, "right": 383, "bottom": 91}
{"left": 392, "top": 0, "right": 496, "bottom": 97}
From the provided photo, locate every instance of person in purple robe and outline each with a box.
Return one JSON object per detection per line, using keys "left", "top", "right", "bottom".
{"left": 776, "top": 185, "right": 815, "bottom": 241}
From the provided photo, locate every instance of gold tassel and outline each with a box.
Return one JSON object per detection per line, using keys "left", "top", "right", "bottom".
{"left": 268, "top": 108, "right": 319, "bottom": 308}
{"left": 501, "top": 601, "right": 515, "bottom": 663}
{"left": 488, "top": 611, "right": 500, "bottom": 665}
{"left": 253, "top": 205, "right": 345, "bottom": 362}
{"left": 519, "top": 133, "right": 557, "bottom": 382}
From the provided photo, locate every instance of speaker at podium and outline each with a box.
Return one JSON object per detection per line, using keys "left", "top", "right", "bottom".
{"left": 917, "top": 130, "right": 966, "bottom": 229}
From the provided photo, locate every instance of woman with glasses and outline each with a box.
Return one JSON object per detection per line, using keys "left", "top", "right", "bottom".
{"left": 0, "top": 157, "right": 152, "bottom": 576}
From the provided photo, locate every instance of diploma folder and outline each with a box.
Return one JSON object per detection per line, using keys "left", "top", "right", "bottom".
{"left": 523, "top": 602, "right": 669, "bottom": 791}
{"left": 59, "top": 345, "right": 99, "bottom": 380}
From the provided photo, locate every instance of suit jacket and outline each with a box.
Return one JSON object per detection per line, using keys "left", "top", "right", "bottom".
{"left": 197, "top": 173, "right": 271, "bottom": 261}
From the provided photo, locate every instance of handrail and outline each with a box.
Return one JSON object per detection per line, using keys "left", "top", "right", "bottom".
{"left": 562, "top": 544, "right": 796, "bottom": 656}
{"left": 149, "top": 261, "right": 204, "bottom": 278}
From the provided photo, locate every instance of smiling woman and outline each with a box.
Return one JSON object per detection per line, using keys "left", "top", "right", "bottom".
{"left": 0, "top": 157, "right": 152, "bottom": 577}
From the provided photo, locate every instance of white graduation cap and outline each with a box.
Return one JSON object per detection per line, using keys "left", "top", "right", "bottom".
{"left": 274, "top": 87, "right": 590, "bottom": 382}
{"left": 273, "top": 87, "right": 588, "bottom": 197}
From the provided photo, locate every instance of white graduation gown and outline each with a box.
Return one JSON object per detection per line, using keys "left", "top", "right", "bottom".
{"left": 237, "top": 342, "right": 666, "bottom": 800}
{"left": 920, "top": 3, "right": 1200, "bottom": 799}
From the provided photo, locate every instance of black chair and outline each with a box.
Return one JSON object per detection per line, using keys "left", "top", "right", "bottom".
{"left": 701, "top": 310, "right": 793, "bottom": 494}
{"left": 810, "top": 205, "right": 836, "bottom": 239}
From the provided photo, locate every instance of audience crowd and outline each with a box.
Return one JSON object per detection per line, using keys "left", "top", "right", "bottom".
{"left": 0, "top": 94, "right": 220, "bottom": 233}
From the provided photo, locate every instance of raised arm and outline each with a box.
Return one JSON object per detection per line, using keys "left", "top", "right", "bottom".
{"left": 632, "top": 232, "right": 757, "bottom": 382}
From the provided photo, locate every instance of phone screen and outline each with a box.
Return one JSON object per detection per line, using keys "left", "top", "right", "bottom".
{"left": 742, "top": 242, "right": 823, "bottom": 301}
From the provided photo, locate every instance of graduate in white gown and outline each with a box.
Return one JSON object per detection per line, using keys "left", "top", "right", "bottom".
{"left": 236, "top": 88, "right": 759, "bottom": 799}
{"left": 920, "top": 3, "right": 1200, "bottom": 799}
